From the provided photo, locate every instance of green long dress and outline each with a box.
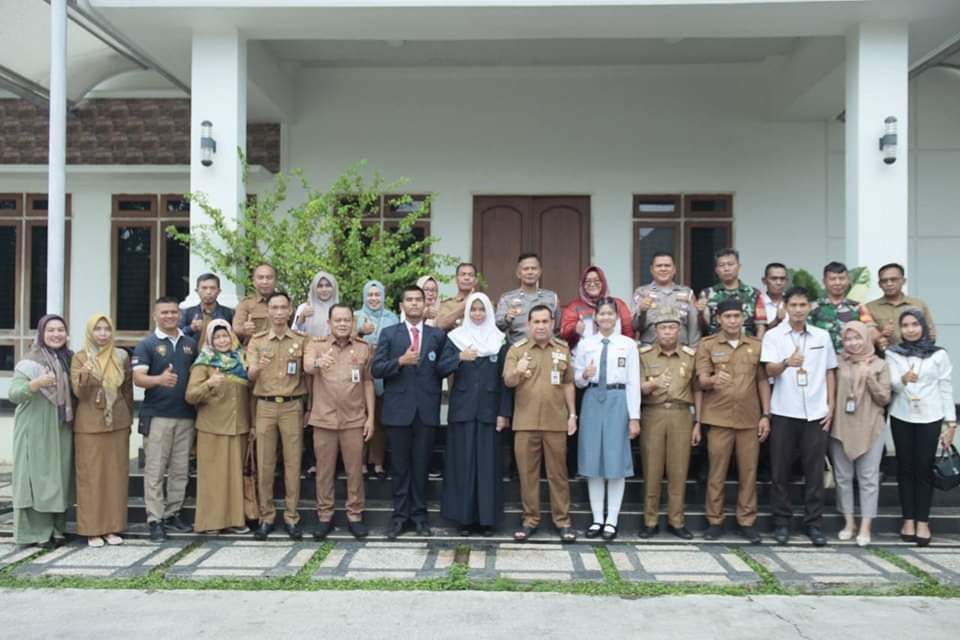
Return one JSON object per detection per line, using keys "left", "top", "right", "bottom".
{"left": 10, "top": 371, "right": 74, "bottom": 545}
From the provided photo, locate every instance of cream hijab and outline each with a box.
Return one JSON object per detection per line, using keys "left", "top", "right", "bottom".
{"left": 447, "top": 292, "right": 505, "bottom": 357}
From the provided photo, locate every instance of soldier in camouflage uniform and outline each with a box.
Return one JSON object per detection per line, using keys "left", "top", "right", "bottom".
{"left": 807, "top": 262, "right": 874, "bottom": 352}
{"left": 695, "top": 248, "right": 768, "bottom": 338}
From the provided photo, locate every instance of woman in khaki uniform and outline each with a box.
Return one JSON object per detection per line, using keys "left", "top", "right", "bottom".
{"left": 70, "top": 314, "right": 134, "bottom": 547}
{"left": 186, "top": 320, "right": 252, "bottom": 533}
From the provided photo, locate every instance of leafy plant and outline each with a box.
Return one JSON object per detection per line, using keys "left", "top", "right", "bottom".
{"left": 787, "top": 265, "right": 871, "bottom": 302}
{"left": 168, "top": 159, "right": 458, "bottom": 310}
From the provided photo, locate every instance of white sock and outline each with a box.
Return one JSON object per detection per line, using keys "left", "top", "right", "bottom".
{"left": 605, "top": 478, "right": 626, "bottom": 527}
{"left": 587, "top": 477, "right": 606, "bottom": 523}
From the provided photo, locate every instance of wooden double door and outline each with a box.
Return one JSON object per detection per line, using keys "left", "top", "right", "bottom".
{"left": 472, "top": 196, "right": 590, "bottom": 307}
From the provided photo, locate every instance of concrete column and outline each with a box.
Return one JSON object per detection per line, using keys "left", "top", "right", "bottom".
{"left": 46, "top": 0, "right": 67, "bottom": 315}
{"left": 845, "top": 23, "right": 908, "bottom": 299}
{"left": 188, "top": 30, "right": 247, "bottom": 307}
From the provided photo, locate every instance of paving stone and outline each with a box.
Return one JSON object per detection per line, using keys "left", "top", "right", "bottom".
{"left": 467, "top": 543, "right": 604, "bottom": 582}
{"left": 744, "top": 546, "right": 918, "bottom": 591}
{"left": 312, "top": 541, "right": 455, "bottom": 581}
{"left": 0, "top": 542, "right": 42, "bottom": 568}
{"left": 609, "top": 543, "right": 759, "bottom": 585}
{"left": 14, "top": 539, "right": 189, "bottom": 579}
{"left": 888, "top": 547, "right": 960, "bottom": 586}
{"left": 166, "top": 539, "right": 316, "bottom": 580}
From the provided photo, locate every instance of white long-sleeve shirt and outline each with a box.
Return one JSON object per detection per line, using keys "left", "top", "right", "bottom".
{"left": 886, "top": 350, "right": 956, "bottom": 423}
{"left": 573, "top": 332, "right": 641, "bottom": 420}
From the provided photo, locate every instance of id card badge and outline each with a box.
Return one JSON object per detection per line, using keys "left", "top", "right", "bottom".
{"left": 351, "top": 368, "right": 361, "bottom": 383}
{"left": 286, "top": 360, "right": 298, "bottom": 376}
{"left": 909, "top": 395, "right": 922, "bottom": 413}
{"left": 796, "top": 368, "right": 808, "bottom": 388}
{"left": 845, "top": 398, "right": 857, "bottom": 414}
{"left": 551, "top": 370, "right": 561, "bottom": 385}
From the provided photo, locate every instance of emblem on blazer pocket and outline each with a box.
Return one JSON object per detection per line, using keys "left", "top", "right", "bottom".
{"left": 428, "top": 351, "right": 437, "bottom": 361}
{"left": 489, "top": 355, "right": 498, "bottom": 363}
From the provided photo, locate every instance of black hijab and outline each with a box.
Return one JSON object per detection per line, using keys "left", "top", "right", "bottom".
{"left": 887, "top": 309, "right": 942, "bottom": 359}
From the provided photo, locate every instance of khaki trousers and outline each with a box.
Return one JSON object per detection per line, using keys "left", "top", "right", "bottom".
{"left": 641, "top": 406, "right": 693, "bottom": 528}
{"left": 314, "top": 426, "right": 365, "bottom": 522}
{"left": 514, "top": 430, "right": 570, "bottom": 529}
{"left": 705, "top": 425, "right": 759, "bottom": 527}
{"left": 143, "top": 417, "right": 195, "bottom": 523}
{"left": 255, "top": 399, "right": 303, "bottom": 525}
{"left": 364, "top": 398, "right": 386, "bottom": 467}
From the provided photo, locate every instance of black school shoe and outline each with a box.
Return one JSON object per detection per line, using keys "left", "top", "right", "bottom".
{"left": 804, "top": 526, "right": 827, "bottom": 547}
{"left": 703, "top": 524, "right": 724, "bottom": 541}
{"left": 638, "top": 524, "right": 660, "bottom": 539}
{"left": 313, "top": 520, "right": 335, "bottom": 541}
{"left": 737, "top": 526, "right": 762, "bottom": 545}
{"left": 347, "top": 520, "right": 369, "bottom": 539}
{"left": 149, "top": 521, "right": 166, "bottom": 542}
{"left": 163, "top": 513, "right": 192, "bottom": 533}
{"left": 284, "top": 521, "right": 304, "bottom": 541}
{"left": 667, "top": 525, "right": 694, "bottom": 540}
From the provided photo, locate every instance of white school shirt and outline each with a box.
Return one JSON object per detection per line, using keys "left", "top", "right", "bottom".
{"left": 886, "top": 350, "right": 956, "bottom": 423}
{"left": 760, "top": 322, "right": 837, "bottom": 421}
{"left": 572, "top": 333, "right": 641, "bottom": 420}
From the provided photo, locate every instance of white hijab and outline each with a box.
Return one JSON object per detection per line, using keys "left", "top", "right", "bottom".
{"left": 297, "top": 271, "right": 339, "bottom": 338}
{"left": 448, "top": 292, "right": 505, "bottom": 357}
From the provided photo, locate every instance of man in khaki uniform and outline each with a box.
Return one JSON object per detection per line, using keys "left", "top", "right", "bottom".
{"left": 303, "top": 304, "right": 375, "bottom": 540}
{"left": 639, "top": 307, "right": 701, "bottom": 540}
{"left": 695, "top": 298, "right": 771, "bottom": 544}
{"left": 233, "top": 263, "right": 278, "bottom": 343}
{"left": 865, "top": 262, "right": 937, "bottom": 349}
{"left": 247, "top": 291, "right": 307, "bottom": 540}
{"left": 436, "top": 262, "right": 478, "bottom": 331}
{"left": 504, "top": 305, "right": 578, "bottom": 544}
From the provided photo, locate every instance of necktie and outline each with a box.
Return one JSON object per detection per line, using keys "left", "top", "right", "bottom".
{"left": 598, "top": 338, "right": 609, "bottom": 403}
{"left": 411, "top": 326, "right": 420, "bottom": 353}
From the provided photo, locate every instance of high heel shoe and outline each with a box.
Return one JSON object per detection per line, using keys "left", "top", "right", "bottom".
{"left": 916, "top": 534, "right": 932, "bottom": 547}
{"left": 900, "top": 532, "right": 916, "bottom": 543}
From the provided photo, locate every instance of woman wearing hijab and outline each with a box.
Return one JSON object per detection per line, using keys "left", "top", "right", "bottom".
{"left": 560, "top": 265, "right": 634, "bottom": 351}
{"left": 10, "top": 314, "right": 74, "bottom": 547}
{"left": 437, "top": 293, "right": 510, "bottom": 535}
{"left": 573, "top": 297, "right": 641, "bottom": 542}
{"left": 417, "top": 275, "right": 441, "bottom": 326}
{"left": 886, "top": 309, "right": 956, "bottom": 546}
{"left": 186, "top": 320, "right": 252, "bottom": 533}
{"left": 70, "top": 314, "right": 134, "bottom": 547}
{"left": 356, "top": 279, "right": 400, "bottom": 478}
{"left": 293, "top": 271, "right": 339, "bottom": 338}
{"left": 829, "top": 321, "right": 891, "bottom": 547}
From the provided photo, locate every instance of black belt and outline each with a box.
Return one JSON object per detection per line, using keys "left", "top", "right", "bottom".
{"left": 588, "top": 383, "right": 626, "bottom": 390}
{"left": 256, "top": 395, "right": 304, "bottom": 404}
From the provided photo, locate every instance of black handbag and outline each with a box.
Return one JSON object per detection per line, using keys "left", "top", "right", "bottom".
{"left": 932, "top": 445, "right": 960, "bottom": 491}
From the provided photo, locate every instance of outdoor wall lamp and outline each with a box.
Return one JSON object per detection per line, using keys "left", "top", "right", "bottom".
{"left": 200, "top": 120, "right": 216, "bottom": 167}
{"left": 879, "top": 116, "right": 897, "bottom": 165}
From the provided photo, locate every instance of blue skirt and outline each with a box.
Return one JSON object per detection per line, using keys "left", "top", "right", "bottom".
{"left": 578, "top": 387, "right": 634, "bottom": 479}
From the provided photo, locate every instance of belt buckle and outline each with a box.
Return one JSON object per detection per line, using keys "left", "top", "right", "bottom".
{"left": 275, "top": 396, "right": 284, "bottom": 404}
{"left": 664, "top": 402, "right": 673, "bottom": 409}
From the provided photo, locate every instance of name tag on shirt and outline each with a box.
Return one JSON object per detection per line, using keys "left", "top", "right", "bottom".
{"left": 351, "top": 368, "right": 361, "bottom": 383}
{"left": 617, "top": 357, "right": 626, "bottom": 368}
{"left": 287, "top": 361, "right": 298, "bottom": 376}
{"left": 551, "top": 370, "right": 561, "bottom": 385}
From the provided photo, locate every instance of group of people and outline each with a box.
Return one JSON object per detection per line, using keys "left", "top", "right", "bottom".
{"left": 9, "top": 249, "right": 955, "bottom": 550}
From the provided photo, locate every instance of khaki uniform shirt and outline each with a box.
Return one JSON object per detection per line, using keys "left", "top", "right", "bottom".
{"left": 185, "top": 365, "right": 251, "bottom": 436}
{"left": 639, "top": 343, "right": 696, "bottom": 408}
{"left": 495, "top": 287, "right": 560, "bottom": 345}
{"left": 865, "top": 295, "right": 936, "bottom": 345}
{"left": 631, "top": 283, "right": 700, "bottom": 346}
{"left": 247, "top": 328, "right": 308, "bottom": 398}
{"left": 504, "top": 337, "right": 574, "bottom": 431}
{"left": 438, "top": 293, "right": 470, "bottom": 330}
{"left": 304, "top": 336, "right": 373, "bottom": 430}
{"left": 695, "top": 334, "right": 764, "bottom": 428}
{"left": 69, "top": 351, "right": 134, "bottom": 434}
{"left": 233, "top": 294, "right": 270, "bottom": 341}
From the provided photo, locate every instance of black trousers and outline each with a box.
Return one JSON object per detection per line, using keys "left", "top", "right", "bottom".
{"left": 891, "top": 416, "right": 942, "bottom": 523}
{"left": 769, "top": 414, "right": 828, "bottom": 528}
{"left": 386, "top": 417, "right": 435, "bottom": 526}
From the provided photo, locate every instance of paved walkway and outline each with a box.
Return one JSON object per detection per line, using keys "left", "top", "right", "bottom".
{"left": 0, "top": 589, "right": 957, "bottom": 639}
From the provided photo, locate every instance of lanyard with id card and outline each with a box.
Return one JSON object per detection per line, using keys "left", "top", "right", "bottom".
{"left": 350, "top": 349, "right": 361, "bottom": 383}
{"left": 551, "top": 350, "right": 562, "bottom": 385}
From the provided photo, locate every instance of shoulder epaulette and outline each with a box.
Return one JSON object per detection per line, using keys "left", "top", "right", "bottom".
{"left": 291, "top": 329, "right": 307, "bottom": 338}
{"left": 639, "top": 344, "right": 654, "bottom": 353}
{"left": 513, "top": 338, "right": 529, "bottom": 347}
{"left": 252, "top": 330, "right": 268, "bottom": 338}
{"left": 681, "top": 345, "right": 696, "bottom": 356}
{"left": 550, "top": 337, "right": 568, "bottom": 347}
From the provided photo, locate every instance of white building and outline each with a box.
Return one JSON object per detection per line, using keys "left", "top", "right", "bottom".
{"left": 2, "top": 0, "right": 960, "bottom": 408}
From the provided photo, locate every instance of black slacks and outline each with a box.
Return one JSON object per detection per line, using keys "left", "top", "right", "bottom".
{"left": 386, "top": 416, "right": 435, "bottom": 526}
{"left": 891, "top": 416, "right": 942, "bottom": 523}
{"left": 769, "top": 414, "right": 828, "bottom": 528}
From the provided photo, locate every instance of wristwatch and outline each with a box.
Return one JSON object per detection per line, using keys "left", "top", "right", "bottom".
{"left": 763, "top": 413, "right": 772, "bottom": 420}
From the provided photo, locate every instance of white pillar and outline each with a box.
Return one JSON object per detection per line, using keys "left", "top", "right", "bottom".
{"left": 188, "top": 31, "right": 247, "bottom": 307}
{"left": 845, "top": 23, "right": 908, "bottom": 299}
{"left": 46, "top": 0, "right": 67, "bottom": 315}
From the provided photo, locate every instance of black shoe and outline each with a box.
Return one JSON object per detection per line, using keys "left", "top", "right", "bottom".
{"left": 458, "top": 526, "right": 473, "bottom": 537}
{"left": 428, "top": 469, "right": 442, "bottom": 479}
{"left": 585, "top": 522, "right": 603, "bottom": 539}
{"left": 284, "top": 522, "right": 304, "bottom": 541}
{"left": 312, "top": 520, "right": 335, "bottom": 541}
{"left": 638, "top": 524, "right": 660, "bottom": 539}
{"left": 149, "top": 521, "right": 166, "bottom": 542}
{"left": 773, "top": 526, "right": 790, "bottom": 546}
{"left": 738, "top": 526, "right": 762, "bottom": 545}
{"left": 601, "top": 524, "right": 618, "bottom": 542}
{"left": 667, "top": 525, "right": 694, "bottom": 540}
{"left": 415, "top": 523, "right": 433, "bottom": 537}
{"left": 163, "top": 513, "right": 192, "bottom": 533}
{"left": 916, "top": 534, "right": 932, "bottom": 547}
{"left": 900, "top": 532, "right": 917, "bottom": 543}
{"left": 386, "top": 522, "right": 405, "bottom": 540}
{"left": 347, "top": 521, "right": 369, "bottom": 540}
{"left": 481, "top": 526, "right": 494, "bottom": 537}
{"left": 703, "top": 524, "right": 724, "bottom": 541}
{"left": 805, "top": 526, "right": 827, "bottom": 547}
{"left": 253, "top": 522, "right": 274, "bottom": 541}
{"left": 559, "top": 527, "right": 577, "bottom": 544}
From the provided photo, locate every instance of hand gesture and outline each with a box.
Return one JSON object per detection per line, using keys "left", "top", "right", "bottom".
{"left": 398, "top": 346, "right": 420, "bottom": 367}
{"left": 206, "top": 371, "right": 224, "bottom": 389}
{"left": 656, "top": 369, "right": 672, "bottom": 391}
{"left": 243, "top": 319, "right": 257, "bottom": 334}
{"left": 582, "top": 359, "right": 597, "bottom": 382}
{"left": 82, "top": 357, "right": 95, "bottom": 373}
{"left": 776, "top": 303, "right": 786, "bottom": 321}
{"left": 714, "top": 368, "right": 732, "bottom": 388}
{"left": 516, "top": 352, "right": 532, "bottom": 375}
{"left": 190, "top": 316, "right": 203, "bottom": 333}
{"left": 506, "top": 300, "right": 522, "bottom": 320}
{"left": 902, "top": 368, "right": 919, "bottom": 384}
{"left": 158, "top": 364, "right": 178, "bottom": 388}
{"left": 638, "top": 294, "right": 654, "bottom": 312}
{"left": 785, "top": 347, "right": 804, "bottom": 368}
{"left": 496, "top": 416, "right": 510, "bottom": 432}
{"left": 317, "top": 348, "right": 336, "bottom": 370}
{"left": 32, "top": 368, "right": 57, "bottom": 392}
{"left": 258, "top": 350, "right": 273, "bottom": 369}
{"left": 628, "top": 419, "right": 641, "bottom": 440}
{"left": 882, "top": 319, "right": 896, "bottom": 338}
{"left": 423, "top": 306, "right": 437, "bottom": 320}
{"left": 575, "top": 314, "right": 586, "bottom": 336}
{"left": 301, "top": 305, "right": 314, "bottom": 319}
{"left": 361, "top": 316, "right": 375, "bottom": 336}
{"left": 695, "top": 291, "right": 708, "bottom": 313}
{"left": 460, "top": 346, "right": 479, "bottom": 362}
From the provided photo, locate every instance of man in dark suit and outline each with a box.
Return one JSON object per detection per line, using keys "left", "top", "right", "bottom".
{"left": 372, "top": 284, "right": 447, "bottom": 538}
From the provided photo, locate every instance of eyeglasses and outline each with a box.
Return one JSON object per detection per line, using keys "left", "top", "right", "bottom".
{"left": 584, "top": 279, "right": 603, "bottom": 285}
